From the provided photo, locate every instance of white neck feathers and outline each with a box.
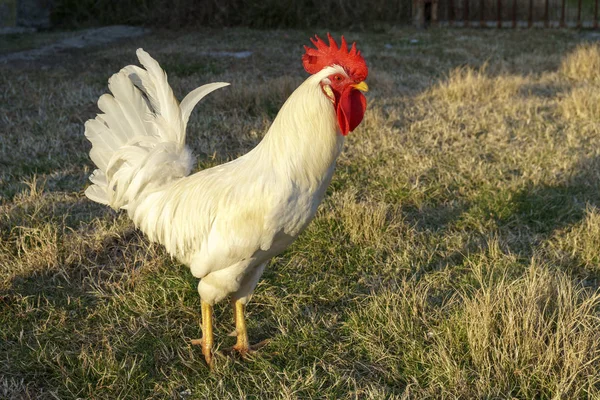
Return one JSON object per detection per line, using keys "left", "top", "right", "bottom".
{"left": 255, "top": 68, "right": 345, "bottom": 187}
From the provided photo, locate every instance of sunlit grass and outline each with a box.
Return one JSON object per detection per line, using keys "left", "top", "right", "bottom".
{"left": 1, "top": 28, "right": 600, "bottom": 398}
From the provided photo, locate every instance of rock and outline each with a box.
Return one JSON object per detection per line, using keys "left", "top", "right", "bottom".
{"left": 0, "top": 26, "right": 36, "bottom": 34}
{"left": 204, "top": 51, "right": 253, "bottom": 59}
{"left": 0, "top": 25, "right": 149, "bottom": 63}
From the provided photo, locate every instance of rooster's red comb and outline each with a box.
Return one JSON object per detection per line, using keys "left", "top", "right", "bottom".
{"left": 302, "top": 33, "right": 368, "bottom": 81}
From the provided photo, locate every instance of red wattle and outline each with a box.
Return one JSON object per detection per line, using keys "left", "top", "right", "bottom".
{"left": 336, "top": 88, "right": 367, "bottom": 136}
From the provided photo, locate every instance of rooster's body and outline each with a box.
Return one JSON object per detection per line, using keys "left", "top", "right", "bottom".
{"left": 84, "top": 35, "right": 368, "bottom": 365}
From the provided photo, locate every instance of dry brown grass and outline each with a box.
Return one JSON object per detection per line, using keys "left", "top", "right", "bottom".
{"left": 546, "top": 206, "right": 600, "bottom": 272}
{"left": 347, "top": 247, "right": 600, "bottom": 398}
{"left": 560, "top": 84, "right": 600, "bottom": 122}
{"left": 560, "top": 42, "right": 600, "bottom": 83}
{"left": 462, "top": 256, "right": 600, "bottom": 398}
{"left": 2, "top": 28, "right": 600, "bottom": 398}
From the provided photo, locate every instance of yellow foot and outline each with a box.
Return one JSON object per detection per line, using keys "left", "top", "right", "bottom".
{"left": 191, "top": 338, "right": 213, "bottom": 366}
{"left": 193, "top": 301, "right": 214, "bottom": 367}
{"left": 228, "top": 339, "right": 270, "bottom": 359}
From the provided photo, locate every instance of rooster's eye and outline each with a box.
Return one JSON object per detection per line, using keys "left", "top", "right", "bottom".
{"left": 334, "top": 75, "right": 343, "bottom": 81}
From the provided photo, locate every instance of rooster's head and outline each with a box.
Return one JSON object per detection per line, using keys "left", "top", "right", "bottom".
{"left": 302, "top": 33, "right": 369, "bottom": 136}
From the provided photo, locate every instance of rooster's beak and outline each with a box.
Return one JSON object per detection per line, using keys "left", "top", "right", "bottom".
{"left": 352, "top": 81, "right": 369, "bottom": 92}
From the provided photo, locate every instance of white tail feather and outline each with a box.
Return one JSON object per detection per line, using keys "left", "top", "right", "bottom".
{"left": 180, "top": 82, "right": 230, "bottom": 127}
{"left": 84, "top": 48, "right": 229, "bottom": 210}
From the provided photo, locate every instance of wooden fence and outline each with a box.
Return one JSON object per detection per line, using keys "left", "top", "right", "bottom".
{"left": 415, "top": 0, "right": 599, "bottom": 28}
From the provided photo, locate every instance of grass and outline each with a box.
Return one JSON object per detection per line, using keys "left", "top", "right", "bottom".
{"left": 0, "top": 31, "right": 75, "bottom": 56}
{"left": 1, "top": 27, "right": 600, "bottom": 398}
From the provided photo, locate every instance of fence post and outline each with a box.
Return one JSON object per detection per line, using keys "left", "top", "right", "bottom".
{"left": 464, "top": 0, "right": 470, "bottom": 27}
{"left": 577, "top": 0, "right": 582, "bottom": 28}
{"left": 560, "top": 0, "right": 566, "bottom": 27}
{"left": 595, "top": 0, "right": 599, "bottom": 29}
{"left": 0, "top": 0, "right": 17, "bottom": 28}
{"left": 528, "top": 0, "right": 533, "bottom": 27}
{"left": 413, "top": 0, "right": 424, "bottom": 28}
{"left": 432, "top": 0, "right": 439, "bottom": 26}
{"left": 512, "top": 0, "right": 517, "bottom": 28}
{"left": 449, "top": 0, "right": 454, "bottom": 26}
{"left": 544, "top": 0, "right": 549, "bottom": 27}
{"left": 480, "top": 0, "right": 485, "bottom": 27}
{"left": 497, "top": 0, "right": 502, "bottom": 28}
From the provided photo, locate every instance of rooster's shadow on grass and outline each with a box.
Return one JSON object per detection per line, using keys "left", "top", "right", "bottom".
{"left": 405, "top": 155, "right": 600, "bottom": 279}
{"left": 498, "top": 154, "right": 600, "bottom": 262}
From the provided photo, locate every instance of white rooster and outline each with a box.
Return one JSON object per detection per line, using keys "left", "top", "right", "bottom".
{"left": 84, "top": 34, "right": 369, "bottom": 365}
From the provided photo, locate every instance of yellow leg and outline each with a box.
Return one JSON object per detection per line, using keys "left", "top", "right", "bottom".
{"left": 233, "top": 300, "right": 250, "bottom": 354}
{"left": 191, "top": 301, "right": 214, "bottom": 366}
{"left": 230, "top": 300, "right": 269, "bottom": 358}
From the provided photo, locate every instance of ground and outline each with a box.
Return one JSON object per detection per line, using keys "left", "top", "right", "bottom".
{"left": 1, "top": 27, "right": 600, "bottom": 399}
